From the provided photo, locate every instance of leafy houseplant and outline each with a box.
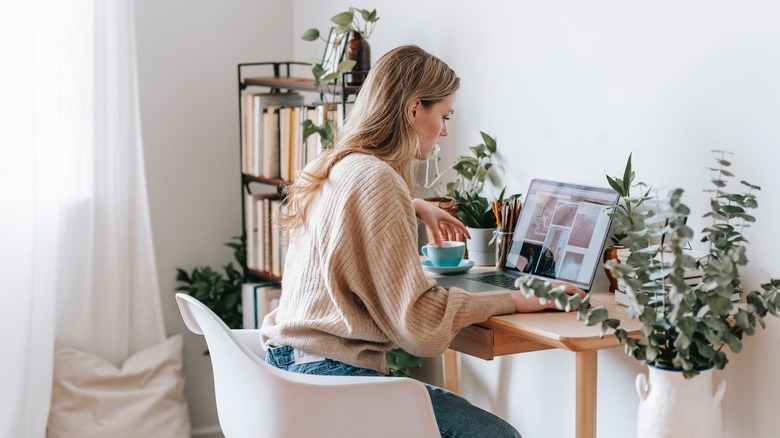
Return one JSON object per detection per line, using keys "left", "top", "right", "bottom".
{"left": 424, "top": 131, "right": 507, "bottom": 228}
{"left": 517, "top": 151, "right": 780, "bottom": 379}
{"left": 605, "top": 152, "right": 651, "bottom": 246}
{"left": 301, "top": 7, "right": 379, "bottom": 44}
{"left": 175, "top": 236, "right": 246, "bottom": 330}
{"left": 602, "top": 153, "right": 651, "bottom": 291}
{"left": 445, "top": 131, "right": 500, "bottom": 228}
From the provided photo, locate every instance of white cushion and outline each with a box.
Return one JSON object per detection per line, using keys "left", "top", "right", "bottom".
{"left": 47, "top": 335, "right": 191, "bottom": 438}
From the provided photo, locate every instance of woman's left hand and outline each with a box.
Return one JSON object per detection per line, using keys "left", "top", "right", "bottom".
{"left": 412, "top": 198, "right": 470, "bottom": 246}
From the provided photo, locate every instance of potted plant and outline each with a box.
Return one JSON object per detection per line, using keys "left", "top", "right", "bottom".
{"left": 446, "top": 132, "right": 510, "bottom": 265}
{"left": 330, "top": 8, "right": 378, "bottom": 86}
{"left": 516, "top": 151, "right": 780, "bottom": 437}
{"left": 175, "top": 236, "right": 246, "bottom": 331}
{"left": 602, "top": 153, "right": 651, "bottom": 291}
{"left": 300, "top": 8, "right": 380, "bottom": 148}
{"left": 422, "top": 131, "right": 521, "bottom": 265}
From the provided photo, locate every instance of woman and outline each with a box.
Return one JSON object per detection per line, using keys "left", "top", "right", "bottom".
{"left": 261, "top": 45, "right": 582, "bottom": 438}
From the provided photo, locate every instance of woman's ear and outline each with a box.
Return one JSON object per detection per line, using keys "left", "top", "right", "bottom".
{"left": 409, "top": 100, "right": 420, "bottom": 119}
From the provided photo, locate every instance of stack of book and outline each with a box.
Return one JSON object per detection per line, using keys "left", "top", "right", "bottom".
{"left": 241, "top": 92, "right": 350, "bottom": 181}
{"left": 613, "top": 248, "right": 741, "bottom": 306}
{"left": 241, "top": 282, "right": 282, "bottom": 329}
{"left": 244, "top": 193, "right": 287, "bottom": 278}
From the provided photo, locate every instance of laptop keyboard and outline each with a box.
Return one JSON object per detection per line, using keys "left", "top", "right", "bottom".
{"left": 465, "top": 273, "right": 521, "bottom": 290}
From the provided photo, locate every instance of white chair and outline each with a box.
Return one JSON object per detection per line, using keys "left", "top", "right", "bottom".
{"left": 175, "top": 293, "right": 439, "bottom": 438}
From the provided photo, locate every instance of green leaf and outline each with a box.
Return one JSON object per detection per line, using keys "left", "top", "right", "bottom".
{"left": 301, "top": 28, "right": 320, "bottom": 41}
{"left": 334, "top": 24, "right": 351, "bottom": 35}
{"left": 606, "top": 175, "right": 624, "bottom": 195}
{"left": 480, "top": 131, "right": 497, "bottom": 153}
{"left": 337, "top": 59, "right": 357, "bottom": 72}
{"left": 320, "top": 72, "right": 340, "bottom": 83}
{"left": 311, "top": 64, "right": 326, "bottom": 81}
{"left": 622, "top": 152, "right": 633, "bottom": 195}
{"left": 331, "top": 11, "right": 354, "bottom": 26}
{"left": 470, "top": 144, "right": 486, "bottom": 158}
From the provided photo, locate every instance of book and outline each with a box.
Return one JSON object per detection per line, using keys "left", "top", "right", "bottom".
{"left": 290, "top": 106, "right": 303, "bottom": 179}
{"left": 245, "top": 192, "right": 257, "bottom": 270}
{"left": 611, "top": 248, "right": 743, "bottom": 306}
{"left": 241, "top": 94, "right": 253, "bottom": 175}
{"left": 616, "top": 248, "right": 707, "bottom": 279}
{"left": 245, "top": 193, "right": 280, "bottom": 270}
{"left": 241, "top": 282, "right": 282, "bottom": 329}
{"left": 303, "top": 106, "right": 320, "bottom": 165}
{"left": 263, "top": 197, "right": 273, "bottom": 273}
{"left": 278, "top": 107, "right": 291, "bottom": 181}
{"left": 262, "top": 107, "right": 281, "bottom": 179}
{"left": 614, "top": 287, "right": 742, "bottom": 307}
{"left": 270, "top": 199, "right": 283, "bottom": 277}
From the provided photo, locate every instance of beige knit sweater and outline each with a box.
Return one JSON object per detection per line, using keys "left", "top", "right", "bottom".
{"left": 260, "top": 153, "right": 515, "bottom": 374}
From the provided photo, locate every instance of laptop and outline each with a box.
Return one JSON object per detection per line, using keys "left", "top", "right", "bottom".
{"left": 435, "top": 179, "right": 619, "bottom": 293}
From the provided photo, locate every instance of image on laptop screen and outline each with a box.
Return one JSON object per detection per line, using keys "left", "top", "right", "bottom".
{"left": 503, "top": 179, "right": 619, "bottom": 290}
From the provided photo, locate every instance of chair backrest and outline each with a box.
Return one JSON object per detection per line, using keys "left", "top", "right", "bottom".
{"left": 175, "top": 293, "right": 439, "bottom": 438}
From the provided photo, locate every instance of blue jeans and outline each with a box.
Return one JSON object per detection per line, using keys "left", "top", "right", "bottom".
{"left": 266, "top": 346, "right": 522, "bottom": 438}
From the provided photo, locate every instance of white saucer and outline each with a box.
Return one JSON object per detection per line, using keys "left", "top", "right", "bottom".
{"left": 421, "top": 259, "right": 475, "bottom": 275}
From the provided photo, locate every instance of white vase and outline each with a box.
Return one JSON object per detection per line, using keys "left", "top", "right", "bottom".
{"left": 636, "top": 366, "right": 727, "bottom": 438}
{"left": 465, "top": 227, "right": 496, "bottom": 266}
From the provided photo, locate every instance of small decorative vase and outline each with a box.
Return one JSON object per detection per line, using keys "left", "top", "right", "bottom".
{"left": 466, "top": 227, "right": 497, "bottom": 266}
{"left": 345, "top": 31, "right": 370, "bottom": 86}
{"left": 602, "top": 245, "right": 622, "bottom": 292}
{"left": 636, "top": 366, "right": 726, "bottom": 438}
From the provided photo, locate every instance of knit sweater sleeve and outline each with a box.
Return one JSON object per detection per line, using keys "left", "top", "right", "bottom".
{"left": 330, "top": 159, "right": 515, "bottom": 357}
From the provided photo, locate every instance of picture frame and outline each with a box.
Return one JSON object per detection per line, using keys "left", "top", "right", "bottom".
{"left": 321, "top": 27, "right": 348, "bottom": 79}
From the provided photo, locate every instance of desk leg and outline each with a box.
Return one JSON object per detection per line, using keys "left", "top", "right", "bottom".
{"left": 442, "top": 349, "right": 461, "bottom": 394}
{"left": 575, "top": 350, "right": 598, "bottom": 438}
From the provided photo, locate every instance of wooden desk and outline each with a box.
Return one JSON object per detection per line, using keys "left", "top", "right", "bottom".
{"left": 434, "top": 267, "right": 641, "bottom": 438}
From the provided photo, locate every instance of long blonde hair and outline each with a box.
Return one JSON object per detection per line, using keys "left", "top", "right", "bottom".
{"left": 282, "top": 45, "right": 460, "bottom": 230}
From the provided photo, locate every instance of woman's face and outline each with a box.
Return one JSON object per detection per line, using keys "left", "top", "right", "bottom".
{"left": 411, "top": 93, "right": 456, "bottom": 160}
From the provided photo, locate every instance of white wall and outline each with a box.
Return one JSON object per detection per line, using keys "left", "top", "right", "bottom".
{"left": 137, "top": 0, "right": 780, "bottom": 436}
{"left": 133, "top": 0, "right": 293, "bottom": 434}
{"left": 292, "top": 1, "right": 780, "bottom": 437}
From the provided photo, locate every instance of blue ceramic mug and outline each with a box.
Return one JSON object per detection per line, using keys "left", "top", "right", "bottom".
{"left": 421, "top": 241, "right": 465, "bottom": 267}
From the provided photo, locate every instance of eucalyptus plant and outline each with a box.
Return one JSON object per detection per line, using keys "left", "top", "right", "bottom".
{"left": 516, "top": 151, "right": 780, "bottom": 378}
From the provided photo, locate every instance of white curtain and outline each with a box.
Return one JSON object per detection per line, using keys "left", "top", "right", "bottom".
{"left": 0, "top": 1, "right": 164, "bottom": 436}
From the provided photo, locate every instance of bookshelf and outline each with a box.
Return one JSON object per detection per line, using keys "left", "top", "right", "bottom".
{"left": 237, "top": 61, "right": 360, "bottom": 282}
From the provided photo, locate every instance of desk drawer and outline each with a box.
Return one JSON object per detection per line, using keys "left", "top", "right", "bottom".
{"left": 450, "top": 325, "right": 554, "bottom": 360}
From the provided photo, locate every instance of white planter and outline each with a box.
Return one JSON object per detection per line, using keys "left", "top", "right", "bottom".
{"left": 636, "top": 366, "right": 726, "bottom": 438}
{"left": 466, "top": 227, "right": 496, "bottom": 266}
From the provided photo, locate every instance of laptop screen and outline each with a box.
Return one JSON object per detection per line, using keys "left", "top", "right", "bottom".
{"left": 503, "top": 179, "right": 619, "bottom": 291}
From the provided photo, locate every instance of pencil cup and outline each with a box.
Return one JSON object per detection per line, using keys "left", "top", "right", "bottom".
{"left": 494, "top": 230, "right": 514, "bottom": 269}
